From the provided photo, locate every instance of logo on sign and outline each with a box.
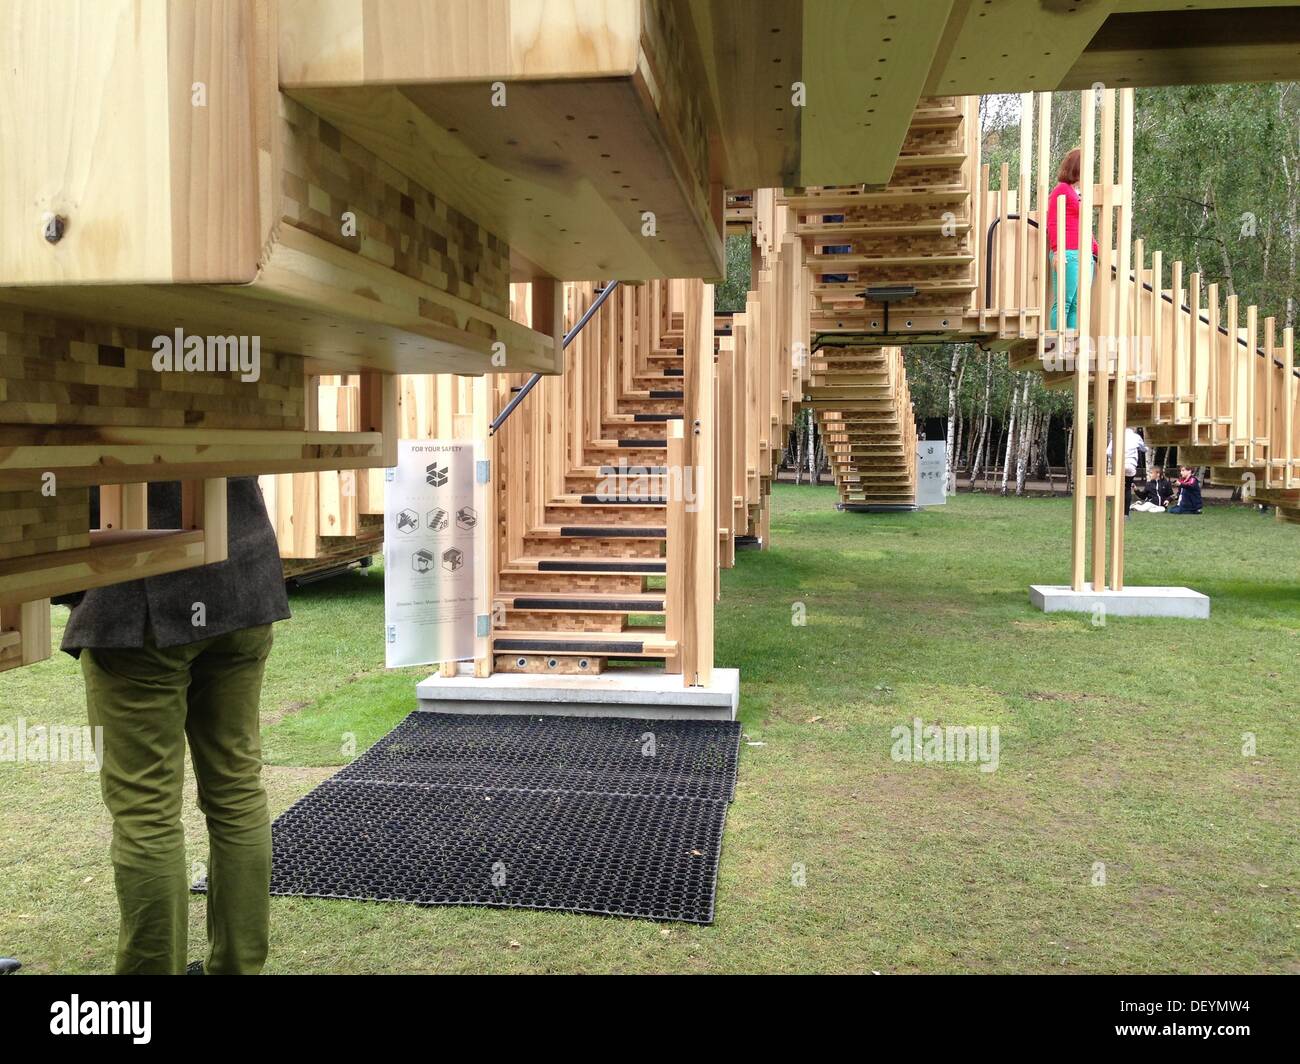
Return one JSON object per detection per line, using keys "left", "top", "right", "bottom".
{"left": 426, "top": 462, "right": 448, "bottom": 487}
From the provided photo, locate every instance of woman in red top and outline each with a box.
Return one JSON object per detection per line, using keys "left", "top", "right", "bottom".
{"left": 1047, "top": 147, "right": 1098, "bottom": 331}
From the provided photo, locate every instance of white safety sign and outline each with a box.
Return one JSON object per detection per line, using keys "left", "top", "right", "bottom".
{"left": 384, "top": 440, "right": 484, "bottom": 668}
{"left": 916, "top": 441, "right": 949, "bottom": 507}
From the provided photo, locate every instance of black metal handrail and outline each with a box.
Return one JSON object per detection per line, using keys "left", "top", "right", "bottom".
{"left": 489, "top": 280, "right": 622, "bottom": 436}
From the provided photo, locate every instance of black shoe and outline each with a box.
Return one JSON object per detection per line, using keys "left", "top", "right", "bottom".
{"left": 0, "top": 957, "right": 21, "bottom": 975}
{"left": 186, "top": 961, "right": 205, "bottom": 975}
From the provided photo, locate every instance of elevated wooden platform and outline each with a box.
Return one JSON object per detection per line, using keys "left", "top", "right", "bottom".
{"left": 278, "top": 0, "right": 723, "bottom": 281}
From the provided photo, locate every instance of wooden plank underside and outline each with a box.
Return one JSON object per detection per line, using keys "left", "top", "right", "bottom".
{"left": 799, "top": 0, "right": 954, "bottom": 187}
{"left": 287, "top": 75, "right": 722, "bottom": 281}
{"left": 925, "top": 0, "right": 1116, "bottom": 95}
{"left": 1061, "top": 5, "right": 1300, "bottom": 89}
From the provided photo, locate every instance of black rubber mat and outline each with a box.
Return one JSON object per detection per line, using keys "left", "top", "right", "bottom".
{"left": 337, "top": 713, "right": 740, "bottom": 801}
{"left": 257, "top": 712, "right": 742, "bottom": 924}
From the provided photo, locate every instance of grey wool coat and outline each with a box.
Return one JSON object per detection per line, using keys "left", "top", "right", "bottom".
{"left": 61, "top": 477, "right": 291, "bottom": 657}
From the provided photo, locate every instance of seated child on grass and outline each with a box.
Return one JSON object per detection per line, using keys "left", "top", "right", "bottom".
{"left": 1168, "top": 466, "right": 1203, "bottom": 514}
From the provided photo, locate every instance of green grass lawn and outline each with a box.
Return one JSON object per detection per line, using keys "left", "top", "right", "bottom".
{"left": 3, "top": 488, "right": 1297, "bottom": 973}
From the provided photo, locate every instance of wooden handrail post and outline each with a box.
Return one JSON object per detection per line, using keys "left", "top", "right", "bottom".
{"left": 1077, "top": 88, "right": 1098, "bottom": 591}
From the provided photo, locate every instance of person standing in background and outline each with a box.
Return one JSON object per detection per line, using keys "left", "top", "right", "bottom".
{"left": 1047, "top": 148, "right": 1100, "bottom": 332}
{"left": 1107, "top": 426, "right": 1148, "bottom": 518}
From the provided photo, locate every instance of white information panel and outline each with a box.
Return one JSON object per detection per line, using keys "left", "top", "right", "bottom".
{"left": 384, "top": 439, "right": 483, "bottom": 668}
{"left": 916, "top": 441, "right": 949, "bottom": 507}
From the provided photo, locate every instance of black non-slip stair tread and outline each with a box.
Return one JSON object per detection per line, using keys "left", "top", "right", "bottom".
{"left": 632, "top": 413, "right": 685, "bottom": 421}
{"left": 534, "top": 559, "right": 666, "bottom": 573}
{"left": 507, "top": 595, "right": 665, "bottom": 612}
{"left": 617, "top": 438, "right": 668, "bottom": 448}
{"left": 495, "top": 637, "right": 647, "bottom": 653}
{"left": 663, "top": 367, "right": 684, "bottom": 377}
{"left": 648, "top": 390, "right": 685, "bottom": 399}
{"left": 577, "top": 495, "right": 667, "bottom": 505}
{"left": 559, "top": 526, "right": 667, "bottom": 537}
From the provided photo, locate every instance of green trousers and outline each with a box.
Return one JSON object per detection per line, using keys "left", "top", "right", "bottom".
{"left": 81, "top": 625, "right": 274, "bottom": 975}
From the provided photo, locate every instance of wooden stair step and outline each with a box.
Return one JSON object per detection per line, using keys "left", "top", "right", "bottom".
{"left": 893, "top": 152, "right": 968, "bottom": 168}
{"left": 493, "top": 633, "right": 674, "bottom": 657}
{"left": 808, "top": 252, "right": 974, "bottom": 267}
{"left": 800, "top": 220, "right": 971, "bottom": 237}
{"left": 782, "top": 185, "right": 969, "bottom": 209}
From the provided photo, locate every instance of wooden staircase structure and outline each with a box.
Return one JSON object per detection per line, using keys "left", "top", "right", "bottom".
{"left": 807, "top": 345, "right": 919, "bottom": 510}
{"left": 790, "top": 97, "right": 982, "bottom": 345}
{"left": 776, "top": 88, "right": 1298, "bottom": 544}
{"left": 482, "top": 275, "right": 797, "bottom": 687}
{"left": 4, "top": 3, "right": 1298, "bottom": 674}
{"left": 779, "top": 96, "right": 979, "bottom": 507}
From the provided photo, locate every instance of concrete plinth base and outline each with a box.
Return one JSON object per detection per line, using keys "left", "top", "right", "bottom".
{"left": 1029, "top": 584, "right": 1210, "bottom": 619}
{"left": 415, "top": 668, "right": 740, "bottom": 721}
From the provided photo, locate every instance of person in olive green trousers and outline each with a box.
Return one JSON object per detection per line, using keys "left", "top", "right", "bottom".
{"left": 61, "top": 479, "right": 290, "bottom": 974}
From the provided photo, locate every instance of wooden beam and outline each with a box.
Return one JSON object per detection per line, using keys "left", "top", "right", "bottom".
{"left": 1063, "top": 5, "right": 1300, "bottom": 89}
{"left": 0, "top": 0, "right": 261, "bottom": 285}
{"left": 0, "top": 530, "right": 208, "bottom": 608}
{"left": 0, "top": 426, "right": 387, "bottom": 492}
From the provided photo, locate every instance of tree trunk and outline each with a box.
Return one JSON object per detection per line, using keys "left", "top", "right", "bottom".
{"left": 990, "top": 418, "right": 1008, "bottom": 490}
{"left": 1285, "top": 152, "right": 1298, "bottom": 331}
{"left": 970, "top": 352, "right": 994, "bottom": 486}
{"left": 1015, "top": 380, "right": 1033, "bottom": 495}
{"left": 800, "top": 413, "right": 811, "bottom": 483}
{"left": 944, "top": 345, "right": 966, "bottom": 475}
{"left": 1000, "top": 375, "right": 1022, "bottom": 495}
{"left": 1065, "top": 418, "right": 1075, "bottom": 491}
{"left": 957, "top": 413, "right": 966, "bottom": 475}
{"left": 1207, "top": 179, "right": 1237, "bottom": 297}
